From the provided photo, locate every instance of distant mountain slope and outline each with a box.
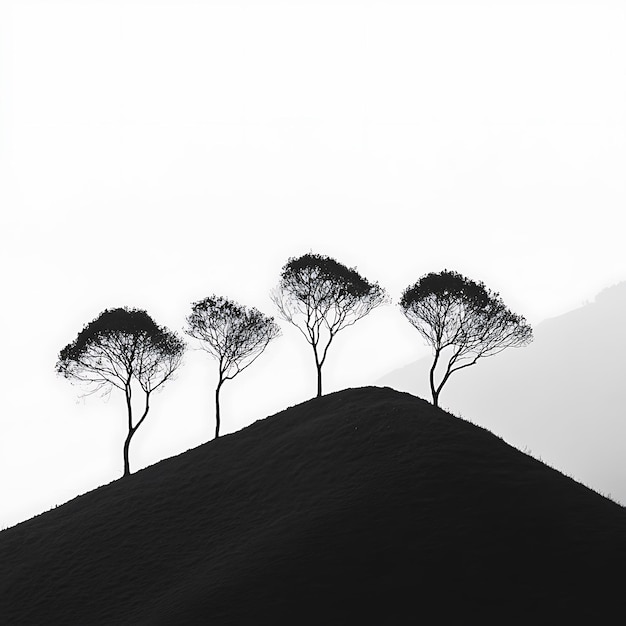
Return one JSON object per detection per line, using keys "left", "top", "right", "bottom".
{"left": 2, "top": 387, "right": 625, "bottom": 624}
{"left": 378, "top": 282, "right": 626, "bottom": 504}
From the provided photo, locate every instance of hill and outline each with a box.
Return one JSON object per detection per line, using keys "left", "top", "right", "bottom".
{"left": 378, "top": 282, "right": 626, "bottom": 504}
{"left": 2, "top": 387, "right": 625, "bottom": 623}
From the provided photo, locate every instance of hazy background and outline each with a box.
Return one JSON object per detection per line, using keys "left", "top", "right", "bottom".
{"left": 1, "top": 0, "right": 625, "bottom": 528}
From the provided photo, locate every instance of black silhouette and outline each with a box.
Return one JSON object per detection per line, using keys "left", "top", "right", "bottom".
{"left": 56, "top": 307, "right": 185, "bottom": 476}
{"left": 2, "top": 388, "right": 625, "bottom": 624}
{"left": 185, "top": 295, "right": 280, "bottom": 439}
{"left": 271, "top": 252, "right": 388, "bottom": 397}
{"left": 400, "top": 270, "right": 532, "bottom": 407}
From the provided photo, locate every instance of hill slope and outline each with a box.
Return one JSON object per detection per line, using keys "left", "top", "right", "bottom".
{"left": 378, "top": 282, "right": 626, "bottom": 504}
{"left": 2, "top": 387, "right": 625, "bottom": 623}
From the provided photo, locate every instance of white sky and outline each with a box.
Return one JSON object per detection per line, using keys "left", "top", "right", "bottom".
{"left": 1, "top": 0, "right": 625, "bottom": 528}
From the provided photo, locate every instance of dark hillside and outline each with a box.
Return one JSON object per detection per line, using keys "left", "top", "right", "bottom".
{"left": 1, "top": 387, "right": 625, "bottom": 624}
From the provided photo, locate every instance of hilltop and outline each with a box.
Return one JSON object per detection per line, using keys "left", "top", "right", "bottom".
{"left": 2, "top": 387, "right": 625, "bottom": 623}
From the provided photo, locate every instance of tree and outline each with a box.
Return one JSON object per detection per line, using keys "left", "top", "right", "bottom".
{"left": 56, "top": 307, "right": 185, "bottom": 477}
{"left": 271, "top": 253, "right": 389, "bottom": 397}
{"left": 399, "top": 270, "right": 533, "bottom": 408}
{"left": 185, "top": 296, "right": 280, "bottom": 439}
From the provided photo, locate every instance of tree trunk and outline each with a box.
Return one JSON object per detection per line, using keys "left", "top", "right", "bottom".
{"left": 123, "top": 384, "right": 133, "bottom": 477}
{"left": 316, "top": 363, "right": 323, "bottom": 398}
{"left": 312, "top": 344, "right": 323, "bottom": 398}
{"left": 122, "top": 386, "right": 151, "bottom": 478}
{"left": 123, "top": 429, "right": 133, "bottom": 477}
{"left": 432, "top": 388, "right": 440, "bottom": 408}
{"left": 429, "top": 350, "right": 440, "bottom": 408}
{"left": 215, "top": 379, "right": 223, "bottom": 439}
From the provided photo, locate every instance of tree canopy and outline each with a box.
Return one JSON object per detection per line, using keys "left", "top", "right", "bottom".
{"left": 400, "top": 270, "right": 533, "bottom": 407}
{"left": 272, "top": 253, "right": 389, "bottom": 397}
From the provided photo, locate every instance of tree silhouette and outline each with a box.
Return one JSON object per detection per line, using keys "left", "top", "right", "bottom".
{"left": 56, "top": 307, "right": 185, "bottom": 477}
{"left": 271, "top": 253, "right": 389, "bottom": 397}
{"left": 185, "top": 296, "right": 280, "bottom": 439}
{"left": 399, "top": 270, "right": 533, "bottom": 408}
